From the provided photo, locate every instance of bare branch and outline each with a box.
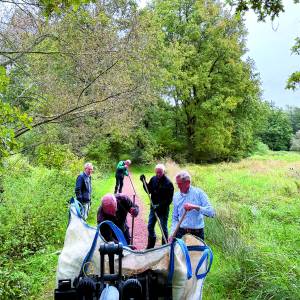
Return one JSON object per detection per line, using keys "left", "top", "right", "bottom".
{"left": 14, "top": 86, "right": 138, "bottom": 137}
{"left": 76, "top": 59, "right": 120, "bottom": 105}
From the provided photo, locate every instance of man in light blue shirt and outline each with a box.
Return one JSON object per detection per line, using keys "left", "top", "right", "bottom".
{"left": 170, "top": 170, "right": 215, "bottom": 241}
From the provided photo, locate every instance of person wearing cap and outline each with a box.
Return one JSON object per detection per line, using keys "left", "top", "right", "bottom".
{"left": 114, "top": 159, "right": 131, "bottom": 194}
{"left": 97, "top": 193, "right": 139, "bottom": 244}
{"left": 170, "top": 170, "right": 215, "bottom": 241}
{"left": 75, "top": 162, "right": 93, "bottom": 220}
{"left": 140, "top": 164, "right": 174, "bottom": 248}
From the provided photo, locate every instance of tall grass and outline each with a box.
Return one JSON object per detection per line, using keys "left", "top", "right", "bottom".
{"left": 0, "top": 155, "right": 114, "bottom": 299}
{"left": 186, "top": 153, "right": 300, "bottom": 299}
{"left": 1, "top": 152, "right": 299, "bottom": 299}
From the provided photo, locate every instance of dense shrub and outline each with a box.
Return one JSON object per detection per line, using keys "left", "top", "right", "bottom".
{"left": 290, "top": 130, "right": 300, "bottom": 151}
{"left": 251, "top": 141, "right": 270, "bottom": 155}
{"left": 0, "top": 155, "right": 75, "bottom": 299}
{"left": 35, "top": 143, "right": 79, "bottom": 170}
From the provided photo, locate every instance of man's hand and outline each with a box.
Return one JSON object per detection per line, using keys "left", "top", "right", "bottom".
{"left": 129, "top": 207, "right": 138, "bottom": 217}
{"left": 140, "top": 174, "right": 146, "bottom": 182}
{"left": 168, "top": 236, "right": 174, "bottom": 243}
{"left": 184, "top": 203, "right": 200, "bottom": 211}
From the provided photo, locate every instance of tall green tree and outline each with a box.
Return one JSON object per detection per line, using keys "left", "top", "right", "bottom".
{"left": 152, "top": 0, "right": 266, "bottom": 161}
{"left": 260, "top": 106, "right": 293, "bottom": 151}
{"left": 286, "top": 106, "right": 300, "bottom": 133}
{"left": 0, "top": 67, "right": 31, "bottom": 158}
{"left": 0, "top": 1, "right": 163, "bottom": 160}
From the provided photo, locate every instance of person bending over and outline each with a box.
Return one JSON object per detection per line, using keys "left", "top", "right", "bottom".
{"left": 97, "top": 193, "right": 139, "bottom": 245}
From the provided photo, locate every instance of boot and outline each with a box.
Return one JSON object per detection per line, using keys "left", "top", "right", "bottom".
{"left": 146, "top": 236, "right": 156, "bottom": 249}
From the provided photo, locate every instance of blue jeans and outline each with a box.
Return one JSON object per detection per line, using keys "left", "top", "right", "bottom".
{"left": 147, "top": 208, "right": 169, "bottom": 242}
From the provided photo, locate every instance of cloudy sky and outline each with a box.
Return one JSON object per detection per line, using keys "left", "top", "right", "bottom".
{"left": 244, "top": 0, "right": 300, "bottom": 108}
{"left": 139, "top": 0, "right": 300, "bottom": 108}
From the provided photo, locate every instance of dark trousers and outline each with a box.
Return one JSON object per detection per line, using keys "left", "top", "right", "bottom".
{"left": 176, "top": 227, "right": 204, "bottom": 240}
{"left": 148, "top": 208, "right": 169, "bottom": 242}
{"left": 114, "top": 175, "right": 124, "bottom": 194}
{"left": 123, "top": 226, "right": 131, "bottom": 245}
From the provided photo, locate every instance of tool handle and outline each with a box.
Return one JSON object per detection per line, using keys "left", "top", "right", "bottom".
{"left": 171, "top": 210, "right": 188, "bottom": 239}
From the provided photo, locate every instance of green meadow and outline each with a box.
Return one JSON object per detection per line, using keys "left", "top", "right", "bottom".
{"left": 0, "top": 152, "right": 299, "bottom": 299}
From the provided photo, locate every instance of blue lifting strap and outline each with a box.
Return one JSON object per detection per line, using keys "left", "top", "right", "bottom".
{"left": 78, "top": 222, "right": 128, "bottom": 277}
{"left": 187, "top": 245, "right": 213, "bottom": 280}
{"left": 70, "top": 197, "right": 84, "bottom": 218}
{"left": 79, "top": 224, "right": 101, "bottom": 277}
{"left": 98, "top": 220, "right": 128, "bottom": 246}
{"left": 168, "top": 238, "right": 192, "bottom": 284}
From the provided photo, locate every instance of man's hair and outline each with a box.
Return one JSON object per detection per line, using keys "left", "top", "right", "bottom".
{"left": 102, "top": 194, "right": 117, "bottom": 212}
{"left": 84, "top": 162, "right": 93, "bottom": 169}
{"left": 155, "top": 163, "right": 165, "bottom": 172}
{"left": 125, "top": 160, "right": 131, "bottom": 165}
{"left": 175, "top": 170, "right": 191, "bottom": 182}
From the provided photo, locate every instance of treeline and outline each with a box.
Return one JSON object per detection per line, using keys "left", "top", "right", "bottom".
{"left": 0, "top": 0, "right": 299, "bottom": 167}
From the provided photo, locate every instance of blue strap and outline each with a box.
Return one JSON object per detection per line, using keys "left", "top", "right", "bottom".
{"left": 98, "top": 221, "right": 128, "bottom": 246}
{"left": 79, "top": 225, "right": 100, "bottom": 276}
{"left": 187, "top": 245, "right": 207, "bottom": 252}
{"left": 78, "top": 222, "right": 128, "bottom": 277}
{"left": 70, "top": 197, "right": 84, "bottom": 218}
{"left": 167, "top": 238, "right": 192, "bottom": 284}
{"left": 193, "top": 246, "right": 213, "bottom": 280}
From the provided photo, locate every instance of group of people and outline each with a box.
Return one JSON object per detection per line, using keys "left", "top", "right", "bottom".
{"left": 75, "top": 160, "right": 215, "bottom": 249}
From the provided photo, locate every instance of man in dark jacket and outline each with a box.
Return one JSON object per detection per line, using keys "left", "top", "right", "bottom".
{"left": 140, "top": 164, "right": 174, "bottom": 248}
{"left": 75, "top": 162, "right": 93, "bottom": 220}
{"left": 114, "top": 159, "right": 131, "bottom": 194}
{"left": 97, "top": 193, "right": 139, "bottom": 245}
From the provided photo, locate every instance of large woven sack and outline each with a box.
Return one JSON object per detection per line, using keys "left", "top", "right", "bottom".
{"left": 57, "top": 200, "right": 213, "bottom": 299}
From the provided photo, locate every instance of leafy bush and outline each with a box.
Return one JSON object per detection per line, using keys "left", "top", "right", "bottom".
{"left": 290, "top": 130, "right": 300, "bottom": 151}
{"left": 35, "top": 143, "right": 78, "bottom": 170}
{"left": 251, "top": 141, "right": 270, "bottom": 155}
{"left": 0, "top": 156, "right": 75, "bottom": 299}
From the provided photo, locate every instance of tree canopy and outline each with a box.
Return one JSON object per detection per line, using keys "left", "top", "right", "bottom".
{"left": 0, "top": 0, "right": 296, "bottom": 163}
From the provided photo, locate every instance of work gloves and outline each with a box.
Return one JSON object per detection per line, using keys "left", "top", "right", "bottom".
{"left": 140, "top": 174, "right": 146, "bottom": 182}
{"left": 129, "top": 207, "right": 139, "bottom": 217}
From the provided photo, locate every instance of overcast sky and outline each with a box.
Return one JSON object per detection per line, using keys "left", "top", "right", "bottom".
{"left": 139, "top": 0, "right": 300, "bottom": 108}
{"left": 244, "top": 0, "right": 300, "bottom": 108}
